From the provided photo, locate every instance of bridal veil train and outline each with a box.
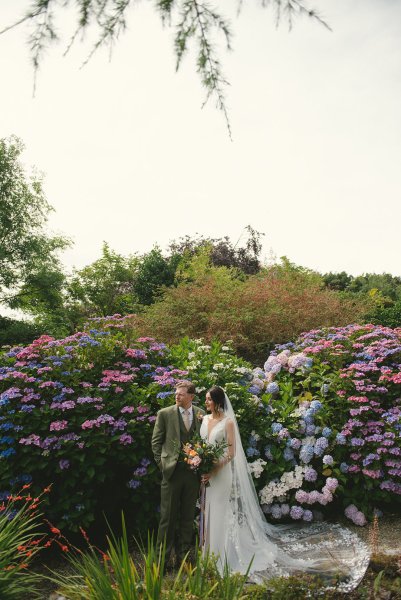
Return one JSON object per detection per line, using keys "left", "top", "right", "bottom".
{"left": 199, "top": 392, "right": 370, "bottom": 593}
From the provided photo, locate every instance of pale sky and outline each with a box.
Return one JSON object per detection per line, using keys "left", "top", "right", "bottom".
{"left": 1, "top": 0, "right": 401, "bottom": 276}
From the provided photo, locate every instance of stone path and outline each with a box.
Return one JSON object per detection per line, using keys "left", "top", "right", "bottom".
{"left": 342, "top": 514, "right": 401, "bottom": 557}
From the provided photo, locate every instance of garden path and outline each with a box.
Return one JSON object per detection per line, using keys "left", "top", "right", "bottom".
{"left": 343, "top": 514, "right": 401, "bottom": 556}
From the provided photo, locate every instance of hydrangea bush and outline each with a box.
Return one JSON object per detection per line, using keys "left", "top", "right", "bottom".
{"left": 1, "top": 318, "right": 399, "bottom": 532}
{"left": 247, "top": 324, "right": 401, "bottom": 525}
{"left": 0, "top": 318, "right": 258, "bottom": 533}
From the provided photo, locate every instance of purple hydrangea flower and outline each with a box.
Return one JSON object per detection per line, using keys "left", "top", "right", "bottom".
{"left": 302, "top": 510, "right": 313, "bottom": 522}
{"left": 304, "top": 467, "right": 318, "bottom": 482}
{"left": 290, "top": 506, "right": 304, "bottom": 520}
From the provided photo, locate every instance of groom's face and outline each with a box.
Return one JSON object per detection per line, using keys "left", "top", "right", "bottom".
{"left": 175, "top": 387, "right": 194, "bottom": 410}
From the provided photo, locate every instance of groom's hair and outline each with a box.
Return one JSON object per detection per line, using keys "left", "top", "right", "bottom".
{"left": 176, "top": 380, "right": 196, "bottom": 395}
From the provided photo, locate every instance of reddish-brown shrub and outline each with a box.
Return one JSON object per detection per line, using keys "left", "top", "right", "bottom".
{"left": 135, "top": 268, "right": 371, "bottom": 363}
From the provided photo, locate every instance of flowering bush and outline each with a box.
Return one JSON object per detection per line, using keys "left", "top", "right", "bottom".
{"left": 0, "top": 319, "right": 259, "bottom": 533}
{"left": 1, "top": 318, "right": 399, "bottom": 532}
{"left": 0, "top": 316, "right": 188, "bottom": 532}
{"left": 246, "top": 324, "right": 401, "bottom": 525}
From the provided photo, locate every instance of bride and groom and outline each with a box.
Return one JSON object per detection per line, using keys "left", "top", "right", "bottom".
{"left": 151, "top": 381, "right": 370, "bottom": 591}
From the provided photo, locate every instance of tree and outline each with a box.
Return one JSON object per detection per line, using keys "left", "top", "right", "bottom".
{"left": 169, "top": 226, "right": 264, "bottom": 276}
{"left": 133, "top": 246, "right": 180, "bottom": 305}
{"left": 0, "top": 136, "right": 69, "bottom": 310}
{"left": 68, "top": 242, "right": 140, "bottom": 318}
{"left": 0, "top": 1, "right": 328, "bottom": 131}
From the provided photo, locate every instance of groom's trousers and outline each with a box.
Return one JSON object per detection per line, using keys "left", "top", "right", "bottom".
{"left": 157, "top": 463, "right": 199, "bottom": 562}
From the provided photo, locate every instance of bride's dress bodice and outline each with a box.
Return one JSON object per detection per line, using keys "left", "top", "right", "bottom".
{"left": 200, "top": 415, "right": 228, "bottom": 445}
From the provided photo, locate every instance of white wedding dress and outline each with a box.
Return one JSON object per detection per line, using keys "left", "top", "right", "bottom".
{"left": 200, "top": 399, "right": 370, "bottom": 593}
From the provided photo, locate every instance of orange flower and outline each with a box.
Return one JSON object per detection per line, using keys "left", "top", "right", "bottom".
{"left": 22, "top": 484, "right": 32, "bottom": 489}
{"left": 79, "top": 527, "right": 90, "bottom": 543}
{"left": 43, "top": 486, "right": 51, "bottom": 493}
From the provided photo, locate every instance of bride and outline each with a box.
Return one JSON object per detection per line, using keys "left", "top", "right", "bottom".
{"left": 199, "top": 385, "right": 370, "bottom": 592}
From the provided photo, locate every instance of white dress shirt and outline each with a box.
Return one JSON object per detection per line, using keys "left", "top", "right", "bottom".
{"left": 179, "top": 405, "right": 193, "bottom": 428}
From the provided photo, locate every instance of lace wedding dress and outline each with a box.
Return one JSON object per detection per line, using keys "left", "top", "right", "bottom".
{"left": 199, "top": 399, "right": 370, "bottom": 593}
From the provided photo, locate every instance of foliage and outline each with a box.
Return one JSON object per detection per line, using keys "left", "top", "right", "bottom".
{"left": 68, "top": 242, "right": 140, "bottom": 318}
{"left": 0, "top": 486, "right": 51, "bottom": 600}
{"left": 169, "top": 226, "right": 264, "bottom": 276}
{"left": 244, "top": 324, "right": 401, "bottom": 524}
{"left": 366, "top": 300, "right": 401, "bottom": 329}
{"left": 133, "top": 246, "right": 180, "bottom": 306}
{"left": 43, "top": 516, "right": 253, "bottom": 599}
{"left": 138, "top": 261, "right": 371, "bottom": 363}
{"left": 0, "top": 316, "right": 40, "bottom": 347}
{"left": 0, "top": 136, "right": 69, "bottom": 308}
{"left": 0, "top": 2, "right": 327, "bottom": 130}
{"left": 0, "top": 319, "right": 257, "bottom": 533}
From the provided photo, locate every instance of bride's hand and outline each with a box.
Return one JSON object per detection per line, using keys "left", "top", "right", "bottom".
{"left": 201, "top": 473, "right": 212, "bottom": 484}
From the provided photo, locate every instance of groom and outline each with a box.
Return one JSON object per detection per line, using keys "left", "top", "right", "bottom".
{"left": 151, "top": 380, "right": 204, "bottom": 564}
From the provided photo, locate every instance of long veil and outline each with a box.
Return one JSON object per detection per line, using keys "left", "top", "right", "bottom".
{"left": 223, "top": 393, "right": 370, "bottom": 591}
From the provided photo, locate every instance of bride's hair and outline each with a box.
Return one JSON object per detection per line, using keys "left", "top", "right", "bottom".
{"left": 207, "top": 386, "right": 226, "bottom": 411}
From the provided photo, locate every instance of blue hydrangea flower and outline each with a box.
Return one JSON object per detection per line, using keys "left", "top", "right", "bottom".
{"left": 264, "top": 446, "right": 273, "bottom": 460}
{"left": 271, "top": 504, "right": 282, "bottom": 519}
{"left": 310, "top": 400, "right": 323, "bottom": 413}
{"left": 336, "top": 433, "right": 346, "bottom": 445}
{"left": 314, "top": 437, "right": 328, "bottom": 456}
{"left": 266, "top": 382, "right": 279, "bottom": 395}
{"left": 322, "top": 427, "right": 332, "bottom": 438}
{"left": 299, "top": 445, "right": 314, "bottom": 464}
{"left": 323, "top": 455, "right": 334, "bottom": 465}
{"left": 271, "top": 422, "right": 283, "bottom": 434}
{"left": 248, "top": 385, "right": 261, "bottom": 395}
{"left": 283, "top": 448, "right": 295, "bottom": 461}
{"left": 340, "top": 462, "right": 349, "bottom": 473}
{"left": 128, "top": 480, "right": 141, "bottom": 490}
{"left": 246, "top": 447, "right": 260, "bottom": 458}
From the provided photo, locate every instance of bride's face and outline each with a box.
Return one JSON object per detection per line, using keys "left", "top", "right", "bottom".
{"left": 205, "top": 392, "right": 215, "bottom": 413}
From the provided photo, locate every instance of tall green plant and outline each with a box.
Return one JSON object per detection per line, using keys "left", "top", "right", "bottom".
{"left": 0, "top": 487, "right": 47, "bottom": 599}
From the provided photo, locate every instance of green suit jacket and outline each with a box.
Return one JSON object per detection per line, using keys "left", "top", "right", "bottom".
{"left": 151, "top": 404, "right": 205, "bottom": 481}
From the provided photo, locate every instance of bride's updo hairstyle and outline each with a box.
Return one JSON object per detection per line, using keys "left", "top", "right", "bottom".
{"left": 207, "top": 386, "right": 226, "bottom": 412}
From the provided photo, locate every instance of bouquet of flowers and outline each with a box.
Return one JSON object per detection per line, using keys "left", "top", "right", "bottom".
{"left": 181, "top": 435, "right": 228, "bottom": 478}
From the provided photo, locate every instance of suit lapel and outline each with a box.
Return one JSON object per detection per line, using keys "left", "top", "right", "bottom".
{"left": 193, "top": 406, "right": 201, "bottom": 435}
{"left": 173, "top": 405, "right": 180, "bottom": 440}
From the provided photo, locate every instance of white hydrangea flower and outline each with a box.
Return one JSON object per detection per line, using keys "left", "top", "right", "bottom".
{"left": 259, "top": 466, "right": 305, "bottom": 504}
{"left": 248, "top": 458, "right": 267, "bottom": 479}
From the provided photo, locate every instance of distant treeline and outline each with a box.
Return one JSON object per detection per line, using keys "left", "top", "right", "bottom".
{"left": 2, "top": 229, "right": 400, "bottom": 363}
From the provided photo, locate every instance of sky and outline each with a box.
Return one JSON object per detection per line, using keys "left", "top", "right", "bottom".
{"left": 1, "top": 0, "right": 401, "bottom": 277}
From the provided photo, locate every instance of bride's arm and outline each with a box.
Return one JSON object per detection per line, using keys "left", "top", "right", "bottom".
{"left": 223, "top": 418, "right": 236, "bottom": 463}
{"left": 201, "top": 419, "right": 235, "bottom": 483}
{"left": 214, "top": 419, "right": 235, "bottom": 472}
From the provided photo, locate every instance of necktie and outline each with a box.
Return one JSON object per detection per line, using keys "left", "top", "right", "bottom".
{"left": 183, "top": 409, "right": 190, "bottom": 431}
